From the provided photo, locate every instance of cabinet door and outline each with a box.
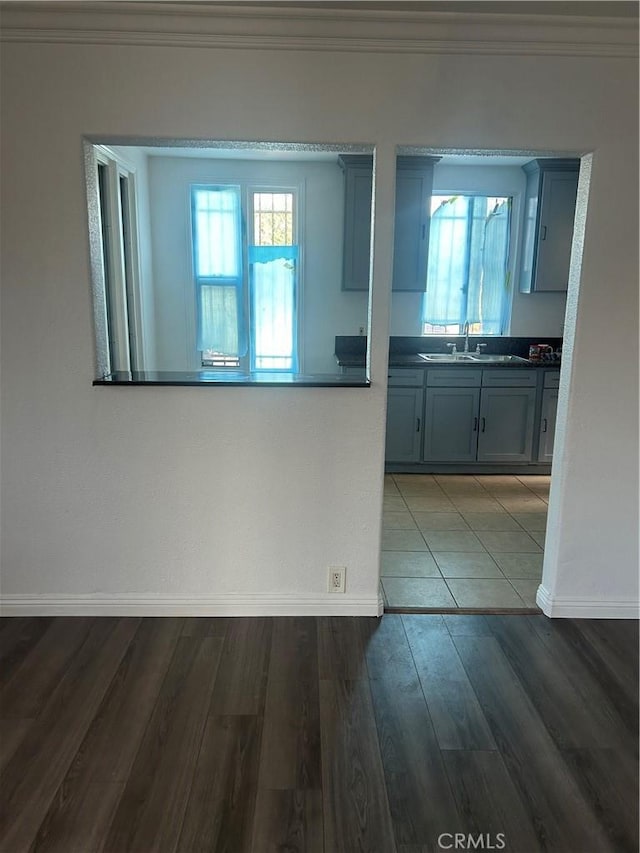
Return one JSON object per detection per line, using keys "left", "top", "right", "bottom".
{"left": 534, "top": 170, "right": 579, "bottom": 292}
{"left": 477, "top": 388, "right": 536, "bottom": 463}
{"left": 386, "top": 387, "right": 424, "bottom": 463}
{"left": 341, "top": 156, "right": 436, "bottom": 292}
{"left": 342, "top": 166, "right": 373, "bottom": 291}
{"left": 537, "top": 388, "right": 559, "bottom": 462}
{"left": 392, "top": 166, "right": 433, "bottom": 291}
{"left": 423, "top": 388, "right": 480, "bottom": 462}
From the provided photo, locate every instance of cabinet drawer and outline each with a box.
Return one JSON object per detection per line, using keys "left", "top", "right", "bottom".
{"left": 387, "top": 368, "right": 424, "bottom": 387}
{"left": 481, "top": 369, "right": 537, "bottom": 388}
{"left": 543, "top": 370, "right": 561, "bottom": 389}
{"left": 426, "top": 369, "right": 481, "bottom": 388}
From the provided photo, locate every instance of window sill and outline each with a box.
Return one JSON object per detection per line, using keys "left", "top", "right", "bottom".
{"left": 93, "top": 370, "right": 371, "bottom": 387}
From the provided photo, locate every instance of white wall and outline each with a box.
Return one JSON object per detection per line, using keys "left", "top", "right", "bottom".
{"left": 390, "top": 161, "right": 568, "bottom": 337}
{"left": 145, "top": 154, "right": 367, "bottom": 374}
{"left": 0, "top": 7, "right": 637, "bottom": 616}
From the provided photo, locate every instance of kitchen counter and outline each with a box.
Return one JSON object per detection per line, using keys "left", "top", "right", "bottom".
{"left": 336, "top": 354, "right": 560, "bottom": 369}
{"left": 335, "top": 334, "right": 562, "bottom": 370}
{"left": 94, "top": 370, "right": 370, "bottom": 387}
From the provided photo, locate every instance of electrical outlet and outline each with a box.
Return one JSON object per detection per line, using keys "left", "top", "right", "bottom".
{"left": 358, "top": 326, "right": 366, "bottom": 336}
{"left": 328, "top": 566, "right": 346, "bottom": 593}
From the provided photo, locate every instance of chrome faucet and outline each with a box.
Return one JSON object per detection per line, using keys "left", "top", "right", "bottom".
{"left": 463, "top": 321, "right": 470, "bottom": 353}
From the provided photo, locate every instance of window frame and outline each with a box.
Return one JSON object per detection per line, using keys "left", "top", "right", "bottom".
{"left": 248, "top": 183, "right": 301, "bottom": 373}
{"left": 190, "top": 180, "right": 303, "bottom": 373}
{"left": 191, "top": 182, "right": 246, "bottom": 370}
{"left": 91, "top": 145, "right": 144, "bottom": 374}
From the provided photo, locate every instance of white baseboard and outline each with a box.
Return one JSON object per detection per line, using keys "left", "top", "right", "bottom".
{"left": 4, "top": 590, "right": 636, "bottom": 620}
{"left": 536, "top": 584, "right": 640, "bottom": 619}
{"left": 0, "top": 592, "right": 384, "bottom": 617}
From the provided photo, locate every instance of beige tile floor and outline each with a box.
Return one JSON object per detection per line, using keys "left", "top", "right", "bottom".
{"left": 381, "top": 473, "right": 549, "bottom": 610}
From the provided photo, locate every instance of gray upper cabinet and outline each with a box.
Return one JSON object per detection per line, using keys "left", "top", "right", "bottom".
{"left": 339, "top": 154, "right": 437, "bottom": 291}
{"left": 519, "top": 159, "right": 580, "bottom": 293}
{"left": 392, "top": 156, "right": 437, "bottom": 291}
{"left": 339, "top": 155, "right": 374, "bottom": 291}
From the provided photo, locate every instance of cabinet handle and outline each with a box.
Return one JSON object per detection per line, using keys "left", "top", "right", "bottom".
{"left": 421, "top": 224, "right": 426, "bottom": 240}
{"left": 416, "top": 418, "right": 421, "bottom": 433}
{"left": 541, "top": 225, "right": 547, "bottom": 241}
{"left": 473, "top": 416, "right": 478, "bottom": 432}
{"left": 542, "top": 418, "right": 548, "bottom": 433}
{"left": 481, "top": 417, "right": 486, "bottom": 432}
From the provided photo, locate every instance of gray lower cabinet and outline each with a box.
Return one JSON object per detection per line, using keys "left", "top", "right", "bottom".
{"left": 537, "top": 388, "right": 559, "bottom": 462}
{"left": 423, "top": 387, "right": 480, "bottom": 462}
{"left": 422, "top": 369, "right": 537, "bottom": 465}
{"left": 477, "top": 387, "right": 537, "bottom": 463}
{"left": 423, "top": 385, "right": 536, "bottom": 464}
{"left": 385, "top": 387, "right": 424, "bottom": 463}
{"left": 385, "top": 365, "right": 551, "bottom": 468}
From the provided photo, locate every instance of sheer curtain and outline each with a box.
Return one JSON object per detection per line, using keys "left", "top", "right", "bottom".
{"left": 193, "top": 186, "right": 247, "bottom": 357}
{"left": 474, "top": 198, "right": 511, "bottom": 335}
{"left": 249, "top": 245, "right": 298, "bottom": 371}
{"left": 423, "top": 195, "right": 510, "bottom": 334}
{"left": 198, "top": 284, "right": 244, "bottom": 355}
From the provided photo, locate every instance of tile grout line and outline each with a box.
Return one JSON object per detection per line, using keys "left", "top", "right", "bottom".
{"left": 385, "top": 474, "right": 546, "bottom": 609}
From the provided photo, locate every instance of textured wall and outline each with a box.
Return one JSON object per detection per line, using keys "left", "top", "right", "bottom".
{"left": 0, "top": 13, "right": 637, "bottom": 614}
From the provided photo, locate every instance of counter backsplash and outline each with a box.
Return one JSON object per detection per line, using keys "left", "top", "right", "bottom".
{"left": 335, "top": 335, "right": 563, "bottom": 362}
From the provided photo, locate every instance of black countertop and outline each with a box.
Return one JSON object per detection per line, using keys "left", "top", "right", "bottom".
{"left": 94, "top": 370, "right": 370, "bottom": 387}
{"left": 335, "top": 335, "right": 562, "bottom": 369}
{"left": 337, "top": 354, "right": 560, "bottom": 369}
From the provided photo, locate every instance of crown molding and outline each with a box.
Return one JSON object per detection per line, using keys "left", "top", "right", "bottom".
{"left": 0, "top": 2, "right": 637, "bottom": 58}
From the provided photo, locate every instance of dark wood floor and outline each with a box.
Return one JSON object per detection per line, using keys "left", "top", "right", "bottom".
{"left": 0, "top": 614, "right": 637, "bottom": 853}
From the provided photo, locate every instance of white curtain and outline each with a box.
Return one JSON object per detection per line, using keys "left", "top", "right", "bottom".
{"left": 249, "top": 246, "right": 298, "bottom": 371}
{"left": 193, "top": 186, "right": 247, "bottom": 355}
{"left": 424, "top": 196, "right": 510, "bottom": 334}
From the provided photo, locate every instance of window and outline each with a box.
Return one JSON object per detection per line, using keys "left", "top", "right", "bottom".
{"left": 194, "top": 186, "right": 299, "bottom": 372}
{"left": 86, "top": 140, "right": 373, "bottom": 384}
{"left": 423, "top": 194, "right": 511, "bottom": 336}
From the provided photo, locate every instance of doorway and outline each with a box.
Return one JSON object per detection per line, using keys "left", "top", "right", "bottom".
{"left": 381, "top": 473, "right": 548, "bottom": 610}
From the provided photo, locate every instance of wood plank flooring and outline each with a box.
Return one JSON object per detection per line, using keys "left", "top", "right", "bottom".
{"left": 0, "top": 615, "right": 637, "bottom": 853}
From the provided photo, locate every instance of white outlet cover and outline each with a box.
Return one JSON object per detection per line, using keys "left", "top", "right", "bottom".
{"left": 328, "top": 566, "right": 346, "bottom": 593}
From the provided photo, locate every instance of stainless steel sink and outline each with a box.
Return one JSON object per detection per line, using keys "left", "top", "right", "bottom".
{"left": 469, "top": 354, "right": 530, "bottom": 363}
{"left": 417, "top": 353, "right": 476, "bottom": 362}
{"left": 417, "top": 352, "right": 530, "bottom": 364}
